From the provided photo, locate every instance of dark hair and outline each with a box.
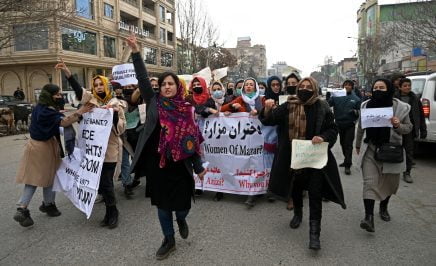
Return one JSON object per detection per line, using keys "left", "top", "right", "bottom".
{"left": 235, "top": 79, "right": 244, "bottom": 87}
{"left": 258, "top": 82, "right": 267, "bottom": 88}
{"left": 226, "top": 82, "right": 235, "bottom": 89}
{"left": 342, "top": 80, "right": 354, "bottom": 88}
{"left": 390, "top": 73, "right": 405, "bottom": 83}
{"left": 42, "top": 84, "right": 60, "bottom": 95}
{"left": 286, "top": 73, "right": 301, "bottom": 83}
{"left": 158, "top": 72, "right": 180, "bottom": 89}
{"left": 399, "top": 78, "right": 411, "bottom": 87}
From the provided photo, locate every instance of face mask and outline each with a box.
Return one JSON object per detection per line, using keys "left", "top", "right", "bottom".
{"left": 54, "top": 97, "right": 65, "bottom": 109}
{"left": 213, "top": 90, "right": 224, "bottom": 99}
{"left": 372, "top": 90, "right": 388, "bottom": 100}
{"left": 286, "top": 86, "right": 297, "bottom": 95}
{"left": 226, "top": 88, "right": 233, "bottom": 95}
{"left": 193, "top": 86, "right": 203, "bottom": 94}
{"left": 97, "top": 92, "right": 106, "bottom": 99}
{"left": 123, "top": 89, "right": 133, "bottom": 96}
{"left": 236, "top": 88, "right": 242, "bottom": 96}
{"left": 297, "top": 90, "right": 314, "bottom": 102}
{"left": 152, "top": 87, "right": 159, "bottom": 92}
{"left": 246, "top": 91, "right": 256, "bottom": 98}
{"left": 116, "top": 95, "right": 123, "bottom": 100}
{"left": 259, "top": 89, "right": 265, "bottom": 96}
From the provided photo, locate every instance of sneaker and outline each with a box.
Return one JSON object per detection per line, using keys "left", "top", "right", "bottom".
{"left": 345, "top": 167, "right": 351, "bottom": 175}
{"left": 13, "top": 208, "right": 34, "bottom": 227}
{"left": 39, "top": 202, "right": 61, "bottom": 217}
{"left": 403, "top": 172, "right": 413, "bottom": 183}
{"left": 156, "top": 236, "right": 176, "bottom": 260}
{"left": 176, "top": 219, "right": 189, "bottom": 239}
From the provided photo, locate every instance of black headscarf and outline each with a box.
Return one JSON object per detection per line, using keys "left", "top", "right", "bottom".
{"left": 364, "top": 78, "right": 395, "bottom": 146}
{"left": 266, "top": 76, "right": 283, "bottom": 102}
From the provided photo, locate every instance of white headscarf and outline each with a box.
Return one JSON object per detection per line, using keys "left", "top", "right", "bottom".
{"left": 241, "top": 77, "right": 260, "bottom": 110}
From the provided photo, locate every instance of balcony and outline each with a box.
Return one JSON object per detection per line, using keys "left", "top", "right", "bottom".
{"left": 121, "top": 0, "right": 139, "bottom": 8}
{"left": 166, "top": 0, "right": 175, "bottom": 6}
{"left": 143, "top": 0, "right": 155, "bottom": 15}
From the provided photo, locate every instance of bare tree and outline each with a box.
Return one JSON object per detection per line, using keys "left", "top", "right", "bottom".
{"left": 0, "top": 0, "right": 74, "bottom": 50}
{"left": 198, "top": 46, "right": 237, "bottom": 71}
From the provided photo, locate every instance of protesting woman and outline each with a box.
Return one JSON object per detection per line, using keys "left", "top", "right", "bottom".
{"left": 126, "top": 35, "right": 206, "bottom": 260}
{"left": 259, "top": 77, "right": 346, "bottom": 250}
{"left": 55, "top": 61, "right": 126, "bottom": 229}
{"left": 13, "top": 84, "right": 93, "bottom": 227}
{"left": 356, "top": 78, "right": 412, "bottom": 233}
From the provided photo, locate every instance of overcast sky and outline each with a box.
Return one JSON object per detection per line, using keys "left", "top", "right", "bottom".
{"left": 196, "top": 0, "right": 365, "bottom": 76}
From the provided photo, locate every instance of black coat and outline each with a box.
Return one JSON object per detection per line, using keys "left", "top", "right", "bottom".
{"left": 259, "top": 99, "right": 346, "bottom": 209}
{"left": 130, "top": 52, "right": 204, "bottom": 210}
{"left": 394, "top": 90, "right": 427, "bottom": 138}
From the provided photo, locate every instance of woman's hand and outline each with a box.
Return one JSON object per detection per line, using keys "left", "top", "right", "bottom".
{"left": 223, "top": 111, "right": 231, "bottom": 116}
{"left": 391, "top": 116, "right": 400, "bottom": 128}
{"left": 197, "top": 169, "right": 207, "bottom": 181}
{"left": 77, "top": 103, "right": 94, "bottom": 115}
{"left": 54, "top": 58, "right": 72, "bottom": 78}
{"left": 126, "top": 34, "right": 140, "bottom": 53}
{"left": 209, "top": 108, "right": 218, "bottom": 115}
{"left": 264, "top": 99, "right": 275, "bottom": 111}
{"left": 250, "top": 109, "right": 258, "bottom": 116}
{"left": 311, "top": 136, "right": 324, "bottom": 144}
{"left": 232, "top": 103, "right": 241, "bottom": 110}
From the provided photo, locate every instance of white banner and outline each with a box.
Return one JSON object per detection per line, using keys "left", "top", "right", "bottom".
{"left": 112, "top": 63, "right": 138, "bottom": 86}
{"left": 53, "top": 108, "right": 113, "bottom": 218}
{"left": 361, "top": 107, "right": 393, "bottom": 129}
{"left": 195, "top": 113, "right": 270, "bottom": 195}
{"left": 291, "top": 139, "right": 328, "bottom": 169}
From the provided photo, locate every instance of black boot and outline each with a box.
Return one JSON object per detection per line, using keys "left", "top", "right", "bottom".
{"left": 379, "top": 205, "right": 391, "bottom": 222}
{"left": 13, "top": 207, "right": 34, "bottom": 227}
{"left": 39, "top": 202, "right": 61, "bottom": 217}
{"left": 289, "top": 207, "right": 302, "bottom": 229}
{"left": 124, "top": 186, "right": 134, "bottom": 199}
{"left": 360, "top": 214, "right": 375, "bottom": 232}
{"left": 176, "top": 219, "right": 189, "bottom": 239}
{"left": 99, "top": 206, "right": 110, "bottom": 227}
{"left": 309, "top": 220, "right": 321, "bottom": 250}
{"left": 213, "top": 192, "right": 224, "bottom": 202}
{"left": 156, "top": 235, "right": 176, "bottom": 260}
{"left": 107, "top": 206, "right": 119, "bottom": 229}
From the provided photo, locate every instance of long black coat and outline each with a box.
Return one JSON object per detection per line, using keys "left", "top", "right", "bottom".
{"left": 394, "top": 90, "right": 427, "bottom": 138}
{"left": 259, "top": 99, "right": 346, "bottom": 209}
{"left": 129, "top": 52, "right": 204, "bottom": 210}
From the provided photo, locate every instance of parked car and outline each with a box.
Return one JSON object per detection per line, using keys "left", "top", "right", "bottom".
{"left": 407, "top": 72, "right": 436, "bottom": 143}
{"left": 0, "top": 95, "right": 33, "bottom": 110}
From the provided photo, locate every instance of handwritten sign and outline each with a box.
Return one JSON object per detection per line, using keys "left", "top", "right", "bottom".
{"left": 195, "top": 113, "right": 270, "bottom": 195}
{"left": 361, "top": 107, "right": 393, "bottom": 129}
{"left": 53, "top": 108, "right": 113, "bottom": 218}
{"left": 279, "top": 95, "right": 289, "bottom": 105}
{"left": 112, "top": 63, "right": 138, "bottom": 86}
{"left": 291, "top": 139, "right": 328, "bottom": 170}
{"left": 330, "top": 88, "right": 347, "bottom": 97}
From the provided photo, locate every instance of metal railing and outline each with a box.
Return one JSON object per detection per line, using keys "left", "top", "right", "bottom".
{"left": 121, "top": 0, "right": 138, "bottom": 7}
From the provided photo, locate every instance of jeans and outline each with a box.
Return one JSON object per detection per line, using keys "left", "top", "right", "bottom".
{"left": 402, "top": 132, "right": 414, "bottom": 173}
{"left": 18, "top": 184, "right": 56, "bottom": 207}
{"left": 157, "top": 208, "right": 189, "bottom": 237}
{"left": 99, "top": 162, "right": 117, "bottom": 206}
{"left": 121, "top": 147, "right": 133, "bottom": 187}
{"left": 338, "top": 125, "right": 355, "bottom": 167}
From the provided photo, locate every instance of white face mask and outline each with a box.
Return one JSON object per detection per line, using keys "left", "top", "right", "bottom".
{"left": 259, "top": 88, "right": 266, "bottom": 96}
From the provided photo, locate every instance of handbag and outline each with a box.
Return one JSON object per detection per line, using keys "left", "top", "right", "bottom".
{"left": 374, "top": 143, "right": 404, "bottom": 163}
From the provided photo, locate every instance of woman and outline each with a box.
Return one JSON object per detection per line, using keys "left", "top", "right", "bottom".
{"left": 259, "top": 77, "right": 346, "bottom": 250}
{"left": 13, "top": 84, "right": 93, "bottom": 227}
{"left": 126, "top": 35, "right": 206, "bottom": 260}
{"left": 258, "top": 82, "right": 267, "bottom": 96}
{"left": 55, "top": 61, "right": 126, "bottom": 229}
{"left": 356, "top": 78, "right": 412, "bottom": 233}
{"left": 265, "top": 76, "right": 283, "bottom": 104}
{"left": 284, "top": 73, "right": 301, "bottom": 95}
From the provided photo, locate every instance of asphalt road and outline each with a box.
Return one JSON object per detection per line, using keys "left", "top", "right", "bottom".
{"left": 0, "top": 133, "right": 435, "bottom": 265}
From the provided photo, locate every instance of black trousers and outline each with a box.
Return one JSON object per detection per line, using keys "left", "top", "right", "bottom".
{"left": 292, "top": 169, "right": 324, "bottom": 221}
{"left": 99, "top": 162, "right": 117, "bottom": 206}
{"left": 338, "top": 125, "right": 355, "bottom": 167}
{"left": 402, "top": 132, "right": 414, "bottom": 173}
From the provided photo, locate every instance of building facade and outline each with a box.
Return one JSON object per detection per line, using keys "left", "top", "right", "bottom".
{"left": 268, "top": 61, "right": 301, "bottom": 79}
{"left": 0, "top": 0, "right": 176, "bottom": 102}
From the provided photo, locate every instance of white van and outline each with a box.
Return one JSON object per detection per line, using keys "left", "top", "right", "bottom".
{"left": 407, "top": 72, "right": 436, "bottom": 143}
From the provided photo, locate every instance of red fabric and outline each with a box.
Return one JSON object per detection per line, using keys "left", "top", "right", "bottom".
{"left": 220, "top": 96, "right": 249, "bottom": 112}
{"left": 190, "top": 77, "right": 210, "bottom": 105}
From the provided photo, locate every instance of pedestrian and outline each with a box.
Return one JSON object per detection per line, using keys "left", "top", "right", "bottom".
{"left": 356, "top": 78, "right": 412, "bottom": 233}
{"left": 284, "top": 73, "right": 301, "bottom": 95}
{"left": 224, "top": 81, "right": 236, "bottom": 103}
{"left": 259, "top": 77, "right": 346, "bottom": 250}
{"left": 13, "top": 84, "right": 93, "bottom": 227}
{"left": 394, "top": 77, "right": 427, "bottom": 183}
{"left": 56, "top": 60, "right": 126, "bottom": 229}
{"left": 234, "top": 79, "right": 244, "bottom": 97}
{"left": 328, "top": 80, "right": 361, "bottom": 175}
{"left": 266, "top": 76, "right": 283, "bottom": 103}
{"left": 13, "top": 87, "right": 25, "bottom": 101}
{"left": 126, "top": 35, "right": 206, "bottom": 260}
{"left": 390, "top": 73, "right": 405, "bottom": 90}
{"left": 258, "top": 82, "right": 267, "bottom": 96}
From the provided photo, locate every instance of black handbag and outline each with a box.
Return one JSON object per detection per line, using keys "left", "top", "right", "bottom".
{"left": 374, "top": 143, "right": 404, "bottom": 163}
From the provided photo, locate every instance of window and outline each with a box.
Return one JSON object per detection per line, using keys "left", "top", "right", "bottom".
{"left": 167, "top": 31, "right": 173, "bottom": 43}
{"left": 76, "top": 0, "right": 94, "bottom": 19}
{"left": 160, "top": 27, "right": 166, "bottom": 43}
{"left": 104, "top": 3, "right": 114, "bottom": 19}
{"left": 61, "top": 26, "right": 97, "bottom": 55}
{"left": 13, "top": 24, "right": 48, "bottom": 51}
{"left": 144, "top": 47, "right": 157, "bottom": 65}
{"left": 159, "top": 5, "right": 165, "bottom": 22}
{"left": 161, "top": 51, "right": 173, "bottom": 67}
{"left": 104, "top": 36, "right": 116, "bottom": 58}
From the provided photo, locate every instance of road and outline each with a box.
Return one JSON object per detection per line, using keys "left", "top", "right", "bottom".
{"left": 0, "top": 133, "right": 435, "bottom": 265}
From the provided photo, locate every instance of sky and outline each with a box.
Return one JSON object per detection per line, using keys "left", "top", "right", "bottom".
{"left": 195, "top": 0, "right": 365, "bottom": 77}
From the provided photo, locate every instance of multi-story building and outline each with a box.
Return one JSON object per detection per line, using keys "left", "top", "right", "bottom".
{"left": 268, "top": 61, "right": 301, "bottom": 80}
{"left": 0, "top": 0, "right": 176, "bottom": 102}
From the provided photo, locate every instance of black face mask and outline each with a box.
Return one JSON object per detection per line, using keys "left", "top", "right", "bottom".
{"left": 97, "top": 92, "right": 106, "bottom": 99}
{"left": 372, "top": 90, "right": 388, "bottom": 101}
{"left": 54, "top": 98, "right": 65, "bottom": 110}
{"left": 123, "top": 89, "right": 133, "bottom": 96}
{"left": 116, "top": 95, "right": 124, "bottom": 100}
{"left": 297, "top": 90, "right": 314, "bottom": 102}
{"left": 286, "top": 86, "right": 297, "bottom": 95}
{"left": 152, "top": 87, "right": 159, "bottom": 92}
{"left": 193, "top": 86, "right": 203, "bottom": 94}
{"left": 226, "top": 88, "right": 233, "bottom": 95}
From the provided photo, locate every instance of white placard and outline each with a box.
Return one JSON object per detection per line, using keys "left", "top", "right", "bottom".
{"left": 279, "top": 95, "right": 289, "bottom": 105}
{"left": 361, "top": 107, "right": 393, "bottom": 129}
{"left": 328, "top": 88, "right": 347, "bottom": 97}
{"left": 291, "top": 139, "right": 328, "bottom": 170}
{"left": 112, "top": 63, "right": 138, "bottom": 86}
{"left": 53, "top": 108, "right": 113, "bottom": 218}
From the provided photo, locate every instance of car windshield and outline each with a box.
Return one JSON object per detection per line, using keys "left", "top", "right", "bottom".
{"left": 411, "top": 79, "right": 426, "bottom": 96}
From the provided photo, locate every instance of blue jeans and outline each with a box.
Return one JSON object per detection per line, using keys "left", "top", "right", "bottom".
{"left": 18, "top": 184, "right": 56, "bottom": 207}
{"left": 121, "top": 147, "right": 133, "bottom": 187}
{"left": 157, "top": 208, "right": 189, "bottom": 237}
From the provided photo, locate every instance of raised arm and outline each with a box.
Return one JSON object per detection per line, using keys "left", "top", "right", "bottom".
{"left": 55, "top": 58, "right": 83, "bottom": 100}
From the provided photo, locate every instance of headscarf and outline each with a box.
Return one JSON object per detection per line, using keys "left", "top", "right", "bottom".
{"left": 287, "top": 77, "right": 320, "bottom": 141}
{"left": 365, "top": 78, "right": 395, "bottom": 146}
{"left": 92, "top": 75, "right": 112, "bottom": 105}
{"left": 266, "top": 76, "right": 283, "bottom": 102}
{"left": 189, "top": 76, "right": 210, "bottom": 105}
{"left": 157, "top": 79, "right": 203, "bottom": 168}
{"left": 38, "top": 84, "right": 60, "bottom": 108}
{"left": 241, "top": 77, "right": 260, "bottom": 111}
{"left": 210, "top": 81, "right": 225, "bottom": 108}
